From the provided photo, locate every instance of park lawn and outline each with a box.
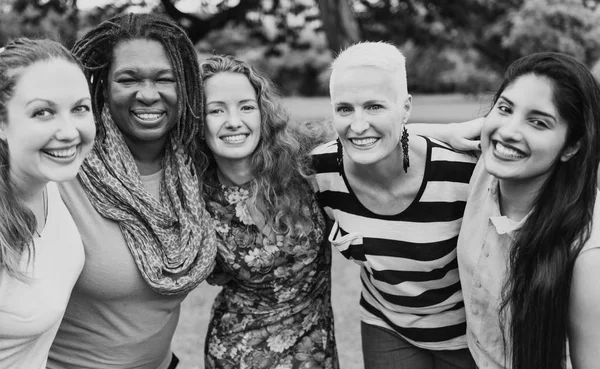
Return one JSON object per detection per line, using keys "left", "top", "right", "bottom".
{"left": 172, "top": 94, "right": 487, "bottom": 369}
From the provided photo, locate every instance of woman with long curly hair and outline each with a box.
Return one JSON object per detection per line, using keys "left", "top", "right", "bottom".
{"left": 0, "top": 38, "right": 95, "bottom": 368}
{"left": 199, "top": 55, "right": 338, "bottom": 369}
{"left": 457, "top": 52, "right": 600, "bottom": 369}
{"left": 47, "top": 13, "right": 216, "bottom": 369}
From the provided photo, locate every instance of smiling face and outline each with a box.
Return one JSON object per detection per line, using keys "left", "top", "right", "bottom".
{"left": 1, "top": 59, "right": 95, "bottom": 189}
{"left": 204, "top": 72, "right": 261, "bottom": 169}
{"left": 482, "top": 73, "right": 576, "bottom": 186}
{"left": 106, "top": 38, "right": 178, "bottom": 149}
{"left": 331, "top": 65, "right": 411, "bottom": 167}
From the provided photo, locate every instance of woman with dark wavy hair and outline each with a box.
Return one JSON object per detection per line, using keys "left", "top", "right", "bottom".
{"left": 199, "top": 55, "right": 338, "bottom": 369}
{"left": 48, "top": 13, "right": 216, "bottom": 369}
{"left": 457, "top": 52, "right": 600, "bottom": 369}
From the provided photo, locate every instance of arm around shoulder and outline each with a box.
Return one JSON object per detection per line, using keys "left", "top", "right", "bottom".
{"left": 569, "top": 247, "right": 600, "bottom": 369}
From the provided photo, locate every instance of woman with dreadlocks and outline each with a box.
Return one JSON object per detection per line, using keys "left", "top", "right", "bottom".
{"left": 47, "top": 13, "right": 216, "bottom": 369}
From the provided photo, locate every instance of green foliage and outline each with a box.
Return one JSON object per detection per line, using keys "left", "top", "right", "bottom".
{"left": 197, "top": 22, "right": 333, "bottom": 96}
{"left": 0, "top": 0, "right": 79, "bottom": 47}
{"left": 503, "top": 0, "right": 600, "bottom": 65}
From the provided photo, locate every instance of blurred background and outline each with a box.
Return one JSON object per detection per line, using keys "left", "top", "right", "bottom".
{"left": 2, "top": 0, "right": 599, "bottom": 367}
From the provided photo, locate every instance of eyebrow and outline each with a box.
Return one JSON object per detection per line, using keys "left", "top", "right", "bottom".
{"left": 206, "top": 99, "right": 257, "bottom": 105}
{"left": 498, "top": 96, "right": 557, "bottom": 123}
{"left": 25, "top": 97, "right": 91, "bottom": 108}
{"left": 113, "top": 67, "right": 173, "bottom": 76}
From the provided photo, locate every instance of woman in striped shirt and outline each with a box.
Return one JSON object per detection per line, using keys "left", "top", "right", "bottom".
{"left": 311, "top": 42, "right": 477, "bottom": 369}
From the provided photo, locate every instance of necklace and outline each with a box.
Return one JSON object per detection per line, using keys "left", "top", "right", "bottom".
{"left": 34, "top": 187, "right": 48, "bottom": 238}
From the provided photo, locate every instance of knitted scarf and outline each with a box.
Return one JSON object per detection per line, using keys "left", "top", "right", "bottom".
{"left": 78, "top": 109, "right": 216, "bottom": 295}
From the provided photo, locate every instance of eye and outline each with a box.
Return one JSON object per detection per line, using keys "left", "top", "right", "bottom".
{"left": 157, "top": 77, "right": 175, "bottom": 83}
{"left": 32, "top": 108, "right": 53, "bottom": 118}
{"left": 366, "top": 104, "right": 384, "bottom": 112}
{"left": 496, "top": 104, "right": 512, "bottom": 114}
{"left": 241, "top": 105, "right": 256, "bottom": 112}
{"left": 529, "top": 119, "right": 549, "bottom": 129}
{"left": 116, "top": 78, "right": 136, "bottom": 84}
{"left": 335, "top": 106, "right": 353, "bottom": 115}
{"left": 72, "top": 104, "right": 91, "bottom": 114}
{"left": 208, "top": 108, "right": 224, "bottom": 115}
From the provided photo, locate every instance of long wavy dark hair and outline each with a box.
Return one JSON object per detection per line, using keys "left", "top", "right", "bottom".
{"left": 71, "top": 12, "right": 206, "bottom": 168}
{"left": 494, "top": 52, "right": 600, "bottom": 369}
{"left": 198, "top": 55, "right": 316, "bottom": 239}
{"left": 0, "top": 38, "right": 83, "bottom": 279}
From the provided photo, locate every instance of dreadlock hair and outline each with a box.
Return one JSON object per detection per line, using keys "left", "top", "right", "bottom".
{"left": 0, "top": 38, "right": 83, "bottom": 280}
{"left": 493, "top": 52, "right": 600, "bottom": 369}
{"left": 199, "top": 54, "right": 316, "bottom": 240}
{"left": 71, "top": 13, "right": 205, "bottom": 165}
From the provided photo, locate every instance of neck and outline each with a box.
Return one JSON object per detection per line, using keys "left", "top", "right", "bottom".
{"left": 9, "top": 171, "right": 45, "bottom": 207}
{"left": 497, "top": 176, "right": 547, "bottom": 222}
{"left": 214, "top": 158, "right": 253, "bottom": 186}
{"left": 124, "top": 136, "right": 166, "bottom": 176}
{"left": 345, "top": 146, "right": 407, "bottom": 189}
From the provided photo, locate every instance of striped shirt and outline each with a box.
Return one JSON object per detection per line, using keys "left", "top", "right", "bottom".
{"left": 311, "top": 137, "right": 477, "bottom": 350}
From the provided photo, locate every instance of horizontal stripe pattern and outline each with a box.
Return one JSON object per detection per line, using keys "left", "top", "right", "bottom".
{"left": 312, "top": 137, "right": 476, "bottom": 350}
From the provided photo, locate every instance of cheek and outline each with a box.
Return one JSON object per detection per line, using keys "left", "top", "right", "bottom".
{"left": 80, "top": 118, "right": 97, "bottom": 143}
{"left": 162, "top": 86, "right": 178, "bottom": 106}
{"left": 332, "top": 116, "right": 349, "bottom": 135}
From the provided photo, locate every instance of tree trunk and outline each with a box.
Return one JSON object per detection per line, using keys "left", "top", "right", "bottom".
{"left": 317, "top": 0, "right": 362, "bottom": 54}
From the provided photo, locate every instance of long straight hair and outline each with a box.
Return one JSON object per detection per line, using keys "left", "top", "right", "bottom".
{"left": 493, "top": 53, "right": 600, "bottom": 369}
{"left": 0, "top": 38, "right": 83, "bottom": 279}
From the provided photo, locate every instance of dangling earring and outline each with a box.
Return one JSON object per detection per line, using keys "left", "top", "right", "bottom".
{"left": 401, "top": 126, "right": 409, "bottom": 173}
{"left": 336, "top": 138, "right": 343, "bottom": 176}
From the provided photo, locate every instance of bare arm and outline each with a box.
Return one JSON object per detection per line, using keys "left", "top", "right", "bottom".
{"left": 569, "top": 248, "right": 600, "bottom": 369}
{"left": 407, "top": 117, "right": 483, "bottom": 152}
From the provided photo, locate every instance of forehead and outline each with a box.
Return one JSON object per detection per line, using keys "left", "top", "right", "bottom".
{"left": 9, "top": 59, "right": 88, "bottom": 103}
{"left": 111, "top": 38, "right": 173, "bottom": 71}
{"left": 502, "top": 74, "right": 557, "bottom": 113}
{"left": 331, "top": 66, "right": 400, "bottom": 103}
{"left": 204, "top": 72, "right": 256, "bottom": 100}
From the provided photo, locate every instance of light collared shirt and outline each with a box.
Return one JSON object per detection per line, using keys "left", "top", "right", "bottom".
{"left": 457, "top": 160, "right": 527, "bottom": 369}
{"left": 457, "top": 160, "right": 600, "bottom": 369}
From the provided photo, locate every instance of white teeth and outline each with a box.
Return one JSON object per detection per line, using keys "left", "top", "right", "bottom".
{"left": 134, "top": 113, "right": 162, "bottom": 121}
{"left": 351, "top": 137, "right": 378, "bottom": 146}
{"left": 222, "top": 134, "right": 247, "bottom": 143}
{"left": 495, "top": 142, "right": 525, "bottom": 158}
{"left": 45, "top": 147, "right": 76, "bottom": 158}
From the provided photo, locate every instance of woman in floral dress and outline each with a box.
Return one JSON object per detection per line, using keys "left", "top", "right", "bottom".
{"left": 199, "top": 55, "right": 338, "bottom": 369}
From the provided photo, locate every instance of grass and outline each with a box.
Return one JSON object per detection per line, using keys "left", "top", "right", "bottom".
{"left": 172, "top": 94, "right": 486, "bottom": 369}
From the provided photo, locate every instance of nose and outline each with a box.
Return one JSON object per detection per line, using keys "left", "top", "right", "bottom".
{"left": 224, "top": 111, "right": 243, "bottom": 129}
{"left": 54, "top": 116, "right": 79, "bottom": 141}
{"left": 135, "top": 82, "right": 160, "bottom": 105}
{"left": 350, "top": 110, "right": 369, "bottom": 134}
{"left": 497, "top": 114, "right": 523, "bottom": 141}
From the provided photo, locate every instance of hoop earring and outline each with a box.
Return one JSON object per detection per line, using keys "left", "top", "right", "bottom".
{"left": 401, "top": 126, "right": 409, "bottom": 173}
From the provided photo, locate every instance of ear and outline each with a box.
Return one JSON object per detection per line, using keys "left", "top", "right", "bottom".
{"left": 402, "top": 94, "right": 412, "bottom": 123}
{"left": 560, "top": 140, "right": 581, "bottom": 162}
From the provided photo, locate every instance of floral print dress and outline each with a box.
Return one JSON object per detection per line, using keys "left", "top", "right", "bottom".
{"left": 203, "top": 170, "right": 338, "bottom": 369}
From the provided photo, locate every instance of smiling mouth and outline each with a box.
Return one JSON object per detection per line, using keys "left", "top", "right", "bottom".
{"left": 494, "top": 141, "right": 526, "bottom": 159}
{"left": 42, "top": 146, "right": 77, "bottom": 159}
{"left": 221, "top": 134, "right": 249, "bottom": 143}
{"left": 350, "top": 137, "right": 379, "bottom": 147}
{"left": 133, "top": 112, "right": 165, "bottom": 123}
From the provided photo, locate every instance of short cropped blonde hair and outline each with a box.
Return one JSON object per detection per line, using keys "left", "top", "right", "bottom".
{"left": 329, "top": 41, "right": 408, "bottom": 98}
